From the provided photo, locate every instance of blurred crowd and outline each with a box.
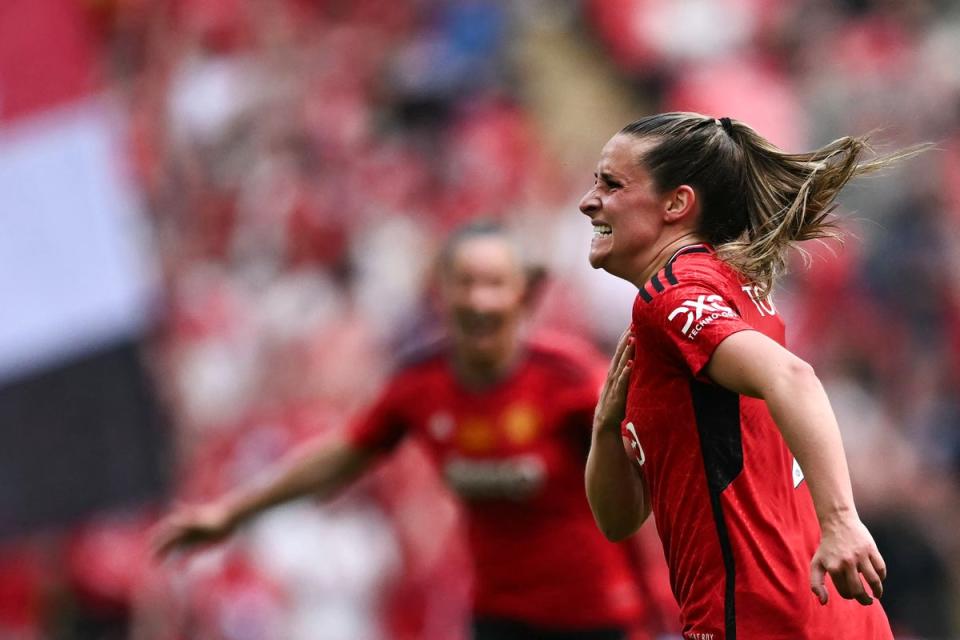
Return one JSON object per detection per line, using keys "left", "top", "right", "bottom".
{"left": 2, "top": 0, "right": 960, "bottom": 638}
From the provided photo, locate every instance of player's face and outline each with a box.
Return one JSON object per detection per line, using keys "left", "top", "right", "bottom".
{"left": 579, "top": 134, "right": 671, "bottom": 284}
{"left": 440, "top": 236, "right": 526, "bottom": 368}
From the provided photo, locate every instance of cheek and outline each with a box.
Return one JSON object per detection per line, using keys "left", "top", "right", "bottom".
{"left": 495, "top": 294, "right": 524, "bottom": 316}
{"left": 443, "top": 295, "right": 475, "bottom": 322}
{"left": 491, "top": 290, "right": 525, "bottom": 321}
{"left": 443, "top": 296, "right": 466, "bottom": 314}
{"left": 619, "top": 201, "right": 659, "bottom": 240}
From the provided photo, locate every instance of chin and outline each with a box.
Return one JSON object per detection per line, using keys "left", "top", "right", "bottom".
{"left": 462, "top": 348, "right": 498, "bottom": 369}
{"left": 460, "top": 335, "right": 494, "bottom": 356}
{"left": 597, "top": 261, "right": 632, "bottom": 283}
{"left": 588, "top": 250, "right": 608, "bottom": 270}
{"left": 589, "top": 252, "right": 617, "bottom": 275}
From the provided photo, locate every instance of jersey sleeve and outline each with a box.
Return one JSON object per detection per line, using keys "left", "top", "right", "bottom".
{"left": 640, "top": 277, "right": 754, "bottom": 377}
{"left": 345, "top": 377, "right": 410, "bottom": 454}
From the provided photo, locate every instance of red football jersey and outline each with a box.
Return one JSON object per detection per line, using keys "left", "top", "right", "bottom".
{"left": 623, "top": 244, "right": 892, "bottom": 640}
{"left": 348, "top": 335, "right": 643, "bottom": 629}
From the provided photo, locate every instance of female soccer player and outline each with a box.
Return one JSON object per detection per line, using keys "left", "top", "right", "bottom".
{"left": 581, "top": 113, "right": 915, "bottom": 639}
{"left": 153, "top": 222, "right": 657, "bottom": 640}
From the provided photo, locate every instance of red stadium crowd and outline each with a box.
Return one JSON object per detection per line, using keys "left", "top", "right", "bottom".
{"left": 1, "top": 0, "right": 959, "bottom": 638}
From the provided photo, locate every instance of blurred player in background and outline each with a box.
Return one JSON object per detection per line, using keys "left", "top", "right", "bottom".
{"left": 154, "top": 221, "right": 671, "bottom": 640}
{"left": 582, "top": 113, "right": 921, "bottom": 639}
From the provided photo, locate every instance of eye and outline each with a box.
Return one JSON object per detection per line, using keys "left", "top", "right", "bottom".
{"left": 597, "top": 172, "right": 619, "bottom": 187}
{"left": 592, "top": 173, "right": 622, "bottom": 191}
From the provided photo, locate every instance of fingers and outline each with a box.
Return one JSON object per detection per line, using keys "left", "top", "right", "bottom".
{"left": 610, "top": 327, "right": 632, "bottom": 371}
{"left": 618, "top": 335, "right": 635, "bottom": 370}
{"left": 858, "top": 557, "right": 884, "bottom": 600}
{"left": 836, "top": 565, "right": 873, "bottom": 605}
{"left": 595, "top": 327, "right": 635, "bottom": 429}
{"left": 150, "top": 511, "right": 206, "bottom": 560}
{"left": 610, "top": 336, "right": 634, "bottom": 393}
{"left": 816, "top": 559, "right": 876, "bottom": 606}
{"left": 595, "top": 332, "right": 634, "bottom": 428}
{"left": 150, "top": 521, "right": 184, "bottom": 560}
{"left": 812, "top": 518, "right": 887, "bottom": 607}
{"left": 811, "top": 558, "right": 872, "bottom": 606}
{"left": 602, "top": 329, "right": 634, "bottom": 389}
{"left": 870, "top": 548, "right": 887, "bottom": 582}
{"left": 810, "top": 559, "right": 828, "bottom": 605}
{"left": 612, "top": 349, "right": 633, "bottom": 396}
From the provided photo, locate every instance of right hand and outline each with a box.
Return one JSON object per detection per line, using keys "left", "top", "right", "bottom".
{"left": 810, "top": 513, "right": 886, "bottom": 606}
{"left": 151, "top": 500, "right": 238, "bottom": 559}
{"left": 594, "top": 326, "right": 635, "bottom": 432}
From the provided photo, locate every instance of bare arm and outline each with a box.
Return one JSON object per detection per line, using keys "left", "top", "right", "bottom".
{"left": 152, "top": 435, "right": 375, "bottom": 557}
{"left": 705, "top": 329, "right": 885, "bottom": 606}
{"left": 586, "top": 329, "right": 651, "bottom": 541}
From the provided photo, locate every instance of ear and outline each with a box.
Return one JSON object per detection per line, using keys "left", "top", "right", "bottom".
{"left": 663, "top": 185, "right": 698, "bottom": 224}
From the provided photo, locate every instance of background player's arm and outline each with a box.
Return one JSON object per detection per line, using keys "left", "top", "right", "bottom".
{"left": 704, "top": 329, "right": 886, "bottom": 606}
{"left": 152, "top": 435, "right": 375, "bottom": 557}
{"left": 586, "top": 329, "right": 651, "bottom": 541}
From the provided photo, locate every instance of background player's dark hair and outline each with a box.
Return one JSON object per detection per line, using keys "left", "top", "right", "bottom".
{"left": 437, "top": 219, "right": 548, "bottom": 305}
{"left": 620, "top": 112, "right": 929, "bottom": 296}
{"left": 438, "top": 219, "right": 513, "bottom": 273}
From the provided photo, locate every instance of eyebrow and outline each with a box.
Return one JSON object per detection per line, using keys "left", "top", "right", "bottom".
{"left": 596, "top": 171, "right": 625, "bottom": 185}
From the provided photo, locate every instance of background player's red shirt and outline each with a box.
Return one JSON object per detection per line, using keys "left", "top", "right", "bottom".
{"left": 348, "top": 335, "right": 643, "bottom": 630}
{"left": 623, "top": 244, "right": 893, "bottom": 640}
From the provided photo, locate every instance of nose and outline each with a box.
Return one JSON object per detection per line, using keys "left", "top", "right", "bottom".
{"left": 466, "top": 283, "right": 499, "bottom": 312}
{"left": 579, "top": 188, "right": 600, "bottom": 217}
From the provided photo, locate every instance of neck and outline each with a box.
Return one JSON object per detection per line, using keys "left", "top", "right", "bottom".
{"left": 631, "top": 232, "right": 706, "bottom": 288}
{"left": 452, "top": 343, "right": 523, "bottom": 389}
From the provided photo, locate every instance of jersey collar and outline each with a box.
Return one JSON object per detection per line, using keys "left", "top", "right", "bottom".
{"left": 666, "top": 243, "right": 713, "bottom": 265}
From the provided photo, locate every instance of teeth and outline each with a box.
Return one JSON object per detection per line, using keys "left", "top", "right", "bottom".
{"left": 592, "top": 224, "right": 612, "bottom": 237}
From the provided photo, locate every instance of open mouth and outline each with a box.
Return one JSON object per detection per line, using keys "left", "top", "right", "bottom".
{"left": 458, "top": 313, "right": 504, "bottom": 338}
{"left": 592, "top": 223, "right": 612, "bottom": 239}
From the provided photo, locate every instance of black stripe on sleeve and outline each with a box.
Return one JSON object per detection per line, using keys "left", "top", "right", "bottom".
{"left": 650, "top": 273, "right": 665, "bottom": 292}
{"left": 664, "top": 261, "right": 678, "bottom": 285}
{"left": 690, "top": 381, "right": 744, "bottom": 640}
{"left": 637, "top": 286, "right": 653, "bottom": 303}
